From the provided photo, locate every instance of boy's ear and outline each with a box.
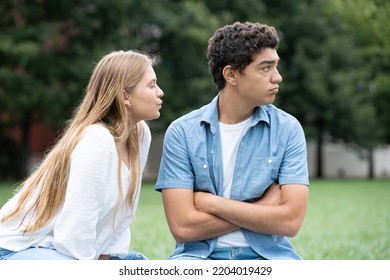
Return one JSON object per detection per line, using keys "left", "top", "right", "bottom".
{"left": 222, "top": 65, "right": 237, "bottom": 85}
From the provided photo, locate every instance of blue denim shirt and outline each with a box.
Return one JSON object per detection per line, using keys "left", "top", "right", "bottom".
{"left": 156, "top": 95, "right": 310, "bottom": 260}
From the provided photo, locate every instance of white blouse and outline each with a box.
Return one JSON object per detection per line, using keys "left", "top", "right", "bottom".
{"left": 0, "top": 122, "right": 151, "bottom": 259}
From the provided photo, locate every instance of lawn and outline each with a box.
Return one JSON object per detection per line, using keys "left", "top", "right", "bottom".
{"left": 1, "top": 179, "right": 389, "bottom": 260}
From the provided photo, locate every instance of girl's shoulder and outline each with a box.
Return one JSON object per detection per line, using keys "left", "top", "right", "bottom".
{"left": 78, "top": 124, "right": 115, "bottom": 150}
{"left": 85, "top": 124, "right": 113, "bottom": 139}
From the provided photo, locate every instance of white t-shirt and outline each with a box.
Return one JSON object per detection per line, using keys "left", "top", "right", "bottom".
{"left": 0, "top": 122, "right": 151, "bottom": 259}
{"left": 216, "top": 117, "right": 252, "bottom": 248}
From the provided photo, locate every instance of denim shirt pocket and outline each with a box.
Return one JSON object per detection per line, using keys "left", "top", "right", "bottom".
{"left": 192, "top": 161, "right": 215, "bottom": 193}
{"left": 246, "top": 156, "right": 283, "bottom": 199}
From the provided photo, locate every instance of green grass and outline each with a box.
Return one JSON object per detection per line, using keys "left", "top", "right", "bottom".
{"left": 1, "top": 179, "right": 390, "bottom": 260}
{"left": 291, "top": 179, "right": 390, "bottom": 260}
{"left": 0, "top": 182, "right": 17, "bottom": 206}
{"left": 130, "top": 183, "right": 175, "bottom": 259}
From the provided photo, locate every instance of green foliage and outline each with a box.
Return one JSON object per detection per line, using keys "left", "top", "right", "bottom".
{"left": 1, "top": 0, "right": 390, "bottom": 180}
{"left": 327, "top": 0, "right": 390, "bottom": 143}
{"left": 267, "top": 0, "right": 379, "bottom": 149}
{"left": 149, "top": 0, "right": 222, "bottom": 129}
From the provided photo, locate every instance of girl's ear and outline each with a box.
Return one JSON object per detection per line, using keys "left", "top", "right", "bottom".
{"left": 123, "top": 91, "right": 131, "bottom": 108}
{"left": 222, "top": 65, "right": 237, "bottom": 86}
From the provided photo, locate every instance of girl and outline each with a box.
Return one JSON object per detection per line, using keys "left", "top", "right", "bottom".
{"left": 0, "top": 50, "right": 164, "bottom": 260}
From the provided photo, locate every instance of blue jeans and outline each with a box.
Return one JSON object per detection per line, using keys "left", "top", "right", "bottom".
{"left": 0, "top": 247, "right": 147, "bottom": 260}
{"left": 169, "top": 246, "right": 267, "bottom": 260}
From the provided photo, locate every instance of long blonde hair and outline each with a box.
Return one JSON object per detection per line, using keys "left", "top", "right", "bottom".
{"left": 1, "top": 50, "right": 155, "bottom": 233}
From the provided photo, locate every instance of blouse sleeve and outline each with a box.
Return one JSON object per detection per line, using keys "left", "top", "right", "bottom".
{"left": 53, "top": 125, "right": 116, "bottom": 259}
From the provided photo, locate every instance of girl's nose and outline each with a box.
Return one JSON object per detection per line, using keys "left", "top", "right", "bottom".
{"left": 157, "top": 86, "right": 164, "bottom": 97}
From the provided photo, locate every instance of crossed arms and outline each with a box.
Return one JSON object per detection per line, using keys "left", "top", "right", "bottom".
{"left": 162, "top": 183, "right": 309, "bottom": 243}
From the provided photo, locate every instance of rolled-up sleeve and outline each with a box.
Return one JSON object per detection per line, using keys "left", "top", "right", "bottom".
{"left": 155, "top": 122, "right": 195, "bottom": 191}
{"left": 278, "top": 117, "right": 310, "bottom": 186}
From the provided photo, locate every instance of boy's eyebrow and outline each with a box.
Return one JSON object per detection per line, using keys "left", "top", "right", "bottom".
{"left": 259, "top": 58, "right": 281, "bottom": 65}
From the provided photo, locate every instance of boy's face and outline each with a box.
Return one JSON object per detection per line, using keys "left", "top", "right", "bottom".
{"left": 234, "top": 48, "right": 282, "bottom": 107}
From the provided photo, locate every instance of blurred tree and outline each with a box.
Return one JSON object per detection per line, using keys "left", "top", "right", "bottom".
{"left": 143, "top": 0, "right": 222, "bottom": 129}
{"left": 0, "top": 0, "right": 167, "bottom": 178}
{"left": 0, "top": 0, "right": 387, "bottom": 180}
{"left": 260, "top": 0, "right": 379, "bottom": 178}
{"left": 0, "top": 0, "right": 224, "bottom": 178}
{"left": 328, "top": 0, "right": 390, "bottom": 177}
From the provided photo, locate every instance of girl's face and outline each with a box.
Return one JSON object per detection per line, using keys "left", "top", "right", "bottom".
{"left": 126, "top": 65, "right": 164, "bottom": 123}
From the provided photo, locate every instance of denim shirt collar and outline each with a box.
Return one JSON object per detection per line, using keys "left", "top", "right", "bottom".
{"left": 200, "top": 94, "right": 270, "bottom": 130}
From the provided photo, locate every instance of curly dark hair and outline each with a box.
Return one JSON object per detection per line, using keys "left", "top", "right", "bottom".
{"left": 207, "top": 22, "right": 279, "bottom": 90}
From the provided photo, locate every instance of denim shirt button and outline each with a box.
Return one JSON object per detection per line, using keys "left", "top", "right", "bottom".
{"left": 268, "top": 159, "right": 273, "bottom": 164}
{"left": 203, "top": 163, "right": 208, "bottom": 169}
